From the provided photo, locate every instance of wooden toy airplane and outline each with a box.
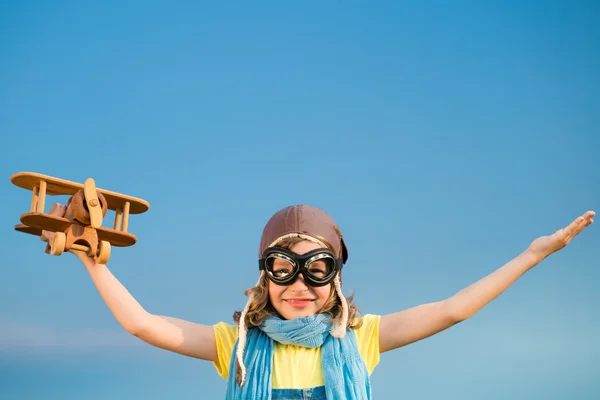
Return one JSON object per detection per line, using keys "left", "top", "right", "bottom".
{"left": 11, "top": 172, "right": 150, "bottom": 264}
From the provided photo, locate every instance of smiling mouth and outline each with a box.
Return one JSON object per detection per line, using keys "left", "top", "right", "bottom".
{"left": 284, "top": 299, "right": 314, "bottom": 308}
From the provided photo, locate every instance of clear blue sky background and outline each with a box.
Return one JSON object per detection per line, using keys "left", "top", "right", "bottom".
{"left": 1, "top": 1, "right": 599, "bottom": 399}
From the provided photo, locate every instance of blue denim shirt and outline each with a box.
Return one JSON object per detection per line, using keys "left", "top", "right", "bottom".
{"left": 271, "top": 385, "right": 326, "bottom": 400}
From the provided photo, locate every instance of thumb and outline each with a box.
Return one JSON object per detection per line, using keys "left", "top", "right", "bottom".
{"left": 41, "top": 203, "right": 66, "bottom": 242}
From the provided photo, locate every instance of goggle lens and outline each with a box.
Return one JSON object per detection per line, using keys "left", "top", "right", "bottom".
{"left": 266, "top": 255, "right": 295, "bottom": 280}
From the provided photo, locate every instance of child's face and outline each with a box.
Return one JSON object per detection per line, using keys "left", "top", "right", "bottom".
{"left": 268, "top": 240, "right": 333, "bottom": 320}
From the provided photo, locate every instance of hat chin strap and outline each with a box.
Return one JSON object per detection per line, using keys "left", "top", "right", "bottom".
{"left": 235, "top": 272, "right": 262, "bottom": 386}
{"left": 330, "top": 273, "right": 349, "bottom": 338}
{"left": 235, "top": 272, "right": 349, "bottom": 386}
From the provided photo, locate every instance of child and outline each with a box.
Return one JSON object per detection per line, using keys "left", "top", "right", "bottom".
{"left": 43, "top": 204, "right": 594, "bottom": 400}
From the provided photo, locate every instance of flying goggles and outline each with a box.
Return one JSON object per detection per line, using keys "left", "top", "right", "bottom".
{"left": 259, "top": 247, "right": 343, "bottom": 287}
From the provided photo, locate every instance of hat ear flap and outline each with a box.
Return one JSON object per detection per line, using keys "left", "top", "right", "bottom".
{"left": 341, "top": 236, "right": 348, "bottom": 263}
{"left": 330, "top": 274, "right": 348, "bottom": 338}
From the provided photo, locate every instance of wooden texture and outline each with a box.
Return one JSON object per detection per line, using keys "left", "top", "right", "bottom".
{"left": 30, "top": 186, "right": 38, "bottom": 212}
{"left": 15, "top": 223, "right": 41, "bottom": 236}
{"left": 38, "top": 180, "right": 47, "bottom": 212}
{"left": 114, "top": 207, "right": 123, "bottom": 230}
{"left": 50, "top": 232, "right": 67, "bottom": 255}
{"left": 122, "top": 201, "right": 130, "bottom": 232}
{"left": 11, "top": 172, "right": 149, "bottom": 214}
{"left": 19, "top": 213, "right": 137, "bottom": 247}
{"left": 83, "top": 178, "right": 103, "bottom": 228}
{"left": 66, "top": 190, "right": 108, "bottom": 225}
{"left": 45, "top": 231, "right": 111, "bottom": 264}
{"left": 97, "top": 240, "right": 111, "bottom": 264}
{"left": 64, "top": 223, "right": 98, "bottom": 256}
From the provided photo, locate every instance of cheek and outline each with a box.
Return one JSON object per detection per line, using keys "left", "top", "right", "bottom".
{"left": 314, "top": 286, "right": 332, "bottom": 302}
{"left": 268, "top": 281, "right": 284, "bottom": 301}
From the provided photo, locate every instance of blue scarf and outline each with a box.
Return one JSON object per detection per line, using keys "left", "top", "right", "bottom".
{"left": 225, "top": 313, "right": 371, "bottom": 399}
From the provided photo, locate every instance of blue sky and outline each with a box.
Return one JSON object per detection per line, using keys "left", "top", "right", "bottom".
{"left": 1, "top": 1, "right": 599, "bottom": 399}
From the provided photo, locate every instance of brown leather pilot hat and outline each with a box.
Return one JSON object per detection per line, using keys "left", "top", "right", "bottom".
{"left": 259, "top": 204, "right": 348, "bottom": 263}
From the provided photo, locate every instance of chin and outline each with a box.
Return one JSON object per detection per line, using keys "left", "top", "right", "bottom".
{"left": 284, "top": 310, "right": 316, "bottom": 319}
{"left": 278, "top": 302, "right": 320, "bottom": 320}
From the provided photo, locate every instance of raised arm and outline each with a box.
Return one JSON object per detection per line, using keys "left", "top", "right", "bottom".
{"left": 379, "top": 210, "right": 595, "bottom": 353}
{"left": 43, "top": 204, "right": 218, "bottom": 362}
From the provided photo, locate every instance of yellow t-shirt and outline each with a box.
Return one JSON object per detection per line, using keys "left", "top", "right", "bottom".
{"left": 212, "top": 314, "right": 381, "bottom": 389}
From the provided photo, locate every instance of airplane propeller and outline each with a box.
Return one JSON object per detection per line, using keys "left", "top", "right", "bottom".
{"left": 83, "top": 178, "right": 103, "bottom": 228}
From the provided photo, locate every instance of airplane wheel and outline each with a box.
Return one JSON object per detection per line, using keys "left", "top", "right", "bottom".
{"left": 97, "top": 240, "right": 111, "bottom": 264}
{"left": 51, "top": 232, "right": 66, "bottom": 256}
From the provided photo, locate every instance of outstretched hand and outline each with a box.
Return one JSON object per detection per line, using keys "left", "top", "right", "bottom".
{"left": 528, "top": 210, "right": 595, "bottom": 261}
{"left": 41, "top": 203, "right": 67, "bottom": 243}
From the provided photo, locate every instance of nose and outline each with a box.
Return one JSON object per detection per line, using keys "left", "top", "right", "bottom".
{"left": 289, "top": 273, "right": 309, "bottom": 291}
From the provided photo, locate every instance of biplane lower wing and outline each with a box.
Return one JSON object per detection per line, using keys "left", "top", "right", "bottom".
{"left": 15, "top": 224, "right": 42, "bottom": 236}
{"left": 19, "top": 213, "right": 137, "bottom": 247}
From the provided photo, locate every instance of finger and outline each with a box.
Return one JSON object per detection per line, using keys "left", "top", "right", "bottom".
{"left": 568, "top": 213, "right": 594, "bottom": 238}
{"left": 40, "top": 230, "right": 55, "bottom": 243}
{"left": 569, "top": 216, "right": 585, "bottom": 231}
{"left": 563, "top": 216, "right": 587, "bottom": 240}
{"left": 49, "top": 203, "right": 60, "bottom": 215}
{"left": 581, "top": 210, "right": 595, "bottom": 223}
{"left": 580, "top": 211, "right": 595, "bottom": 227}
{"left": 49, "top": 203, "right": 67, "bottom": 217}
